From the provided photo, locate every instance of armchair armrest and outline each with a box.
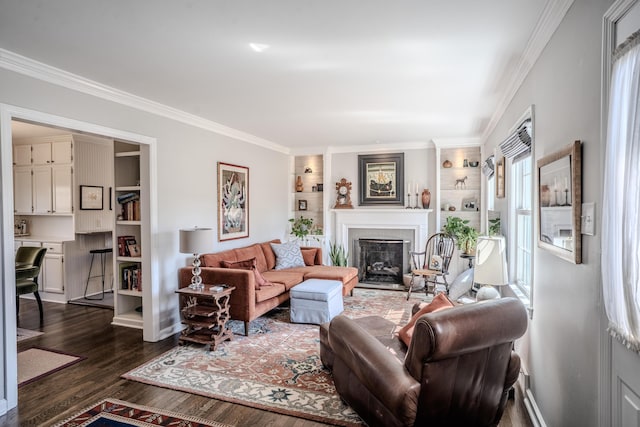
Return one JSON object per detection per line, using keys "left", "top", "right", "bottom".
{"left": 328, "top": 315, "right": 420, "bottom": 421}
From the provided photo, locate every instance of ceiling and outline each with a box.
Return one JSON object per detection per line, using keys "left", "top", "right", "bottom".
{"left": 0, "top": 1, "right": 557, "bottom": 151}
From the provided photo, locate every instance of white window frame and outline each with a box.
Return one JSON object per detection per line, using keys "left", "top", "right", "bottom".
{"left": 509, "top": 155, "right": 533, "bottom": 297}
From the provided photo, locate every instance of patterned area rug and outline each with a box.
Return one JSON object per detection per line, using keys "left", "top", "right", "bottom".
{"left": 18, "top": 347, "right": 86, "bottom": 387}
{"left": 123, "top": 289, "right": 426, "bottom": 426}
{"left": 17, "top": 327, "right": 43, "bottom": 342}
{"left": 53, "top": 398, "right": 231, "bottom": 427}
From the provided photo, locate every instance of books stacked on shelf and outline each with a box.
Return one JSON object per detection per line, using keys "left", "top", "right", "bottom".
{"left": 119, "top": 262, "right": 142, "bottom": 291}
{"left": 118, "top": 235, "right": 141, "bottom": 257}
{"left": 117, "top": 192, "right": 140, "bottom": 221}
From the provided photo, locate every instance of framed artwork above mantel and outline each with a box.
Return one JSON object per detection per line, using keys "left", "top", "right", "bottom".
{"left": 358, "top": 153, "right": 404, "bottom": 206}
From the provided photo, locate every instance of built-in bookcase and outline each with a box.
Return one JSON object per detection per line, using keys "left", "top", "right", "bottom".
{"left": 112, "top": 141, "right": 150, "bottom": 332}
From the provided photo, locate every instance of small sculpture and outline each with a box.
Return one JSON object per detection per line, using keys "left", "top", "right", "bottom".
{"left": 421, "top": 189, "right": 431, "bottom": 209}
{"left": 455, "top": 176, "right": 468, "bottom": 189}
{"left": 295, "top": 176, "right": 303, "bottom": 192}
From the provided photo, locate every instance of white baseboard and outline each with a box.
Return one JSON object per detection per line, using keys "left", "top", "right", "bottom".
{"left": 0, "top": 399, "right": 7, "bottom": 416}
{"left": 524, "top": 388, "right": 547, "bottom": 427}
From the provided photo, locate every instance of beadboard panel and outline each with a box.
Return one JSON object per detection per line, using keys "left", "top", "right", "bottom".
{"left": 74, "top": 134, "right": 114, "bottom": 233}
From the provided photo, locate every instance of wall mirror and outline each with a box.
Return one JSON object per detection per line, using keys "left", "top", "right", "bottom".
{"left": 537, "top": 140, "right": 582, "bottom": 263}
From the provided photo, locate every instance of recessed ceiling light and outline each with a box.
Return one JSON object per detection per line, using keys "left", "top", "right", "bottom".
{"left": 249, "top": 43, "right": 270, "bottom": 52}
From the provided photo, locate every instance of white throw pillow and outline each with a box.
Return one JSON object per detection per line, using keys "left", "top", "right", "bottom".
{"left": 270, "top": 241, "right": 305, "bottom": 270}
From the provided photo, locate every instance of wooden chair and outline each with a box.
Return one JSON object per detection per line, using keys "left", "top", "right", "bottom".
{"left": 407, "top": 233, "right": 455, "bottom": 300}
{"left": 16, "top": 246, "right": 47, "bottom": 322}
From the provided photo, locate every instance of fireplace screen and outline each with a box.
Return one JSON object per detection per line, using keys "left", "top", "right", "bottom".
{"left": 357, "top": 238, "right": 404, "bottom": 285}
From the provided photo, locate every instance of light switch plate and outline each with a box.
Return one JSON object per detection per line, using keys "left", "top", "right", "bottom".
{"left": 582, "top": 202, "right": 595, "bottom": 235}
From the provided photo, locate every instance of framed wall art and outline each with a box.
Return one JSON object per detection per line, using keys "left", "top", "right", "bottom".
{"left": 217, "top": 162, "right": 249, "bottom": 241}
{"left": 80, "top": 185, "right": 104, "bottom": 210}
{"left": 537, "top": 140, "right": 582, "bottom": 264}
{"left": 358, "top": 153, "right": 404, "bottom": 206}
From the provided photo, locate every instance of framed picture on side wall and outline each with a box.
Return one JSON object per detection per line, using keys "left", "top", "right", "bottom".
{"left": 80, "top": 185, "right": 104, "bottom": 210}
{"left": 495, "top": 157, "right": 505, "bottom": 199}
{"left": 217, "top": 162, "right": 249, "bottom": 241}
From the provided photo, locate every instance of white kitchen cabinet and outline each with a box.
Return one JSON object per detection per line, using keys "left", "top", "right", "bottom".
{"left": 43, "top": 253, "right": 64, "bottom": 294}
{"left": 52, "top": 165, "right": 73, "bottom": 214}
{"left": 31, "top": 143, "right": 51, "bottom": 165}
{"left": 51, "top": 140, "right": 73, "bottom": 164}
{"left": 32, "top": 166, "right": 53, "bottom": 214}
{"left": 13, "top": 145, "right": 31, "bottom": 166}
{"left": 14, "top": 166, "right": 33, "bottom": 214}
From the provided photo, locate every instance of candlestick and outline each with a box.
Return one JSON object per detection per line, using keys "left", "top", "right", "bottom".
{"left": 406, "top": 193, "right": 413, "bottom": 209}
{"left": 414, "top": 192, "right": 420, "bottom": 209}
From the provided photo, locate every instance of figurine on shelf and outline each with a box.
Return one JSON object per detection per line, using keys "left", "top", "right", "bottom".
{"left": 421, "top": 189, "right": 431, "bottom": 209}
{"left": 295, "top": 176, "right": 304, "bottom": 192}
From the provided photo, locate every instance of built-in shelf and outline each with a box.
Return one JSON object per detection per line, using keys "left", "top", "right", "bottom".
{"left": 115, "top": 186, "right": 141, "bottom": 192}
{"left": 116, "top": 220, "right": 141, "bottom": 226}
{"left": 118, "top": 289, "right": 143, "bottom": 297}
{"left": 115, "top": 151, "right": 141, "bottom": 158}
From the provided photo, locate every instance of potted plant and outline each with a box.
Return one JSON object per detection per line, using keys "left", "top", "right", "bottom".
{"left": 488, "top": 217, "right": 501, "bottom": 236}
{"left": 289, "top": 216, "right": 314, "bottom": 244}
{"left": 442, "top": 216, "right": 478, "bottom": 255}
{"left": 329, "top": 241, "right": 349, "bottom": 266}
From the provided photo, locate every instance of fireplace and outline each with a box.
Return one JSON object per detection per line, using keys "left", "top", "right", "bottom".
{"left": 357, "top": 238, "right": 405, "bottom": 286}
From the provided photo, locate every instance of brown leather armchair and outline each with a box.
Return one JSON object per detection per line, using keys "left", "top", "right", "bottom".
{"left": 321, "top": 297, "right": 527, "bottom": 427}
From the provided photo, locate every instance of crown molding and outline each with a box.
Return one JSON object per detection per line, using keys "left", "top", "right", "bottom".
{"left": 481, "top": 0, "right": 574, "bottom": 143}
{"left": 325, "top": 140, "right": 433, "bottom": 155}
{"left": 432, "top": 137, "right": 482, "bottom": 148}
{"left": 0, "top": 49, "right": 290, "bottom": 154}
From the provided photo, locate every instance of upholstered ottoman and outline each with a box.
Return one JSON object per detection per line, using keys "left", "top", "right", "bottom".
{"left": 290, "top": 279, "right": 343, "bottom": 324}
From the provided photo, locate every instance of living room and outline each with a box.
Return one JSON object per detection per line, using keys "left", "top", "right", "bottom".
{"left": 1, "top": 1, "right": 639, "bottom": 426}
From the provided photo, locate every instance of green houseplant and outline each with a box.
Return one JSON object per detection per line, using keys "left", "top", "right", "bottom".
{"left": 488, "top": 217, "right": 501, "bottom": 236}
{"left": 442, "top": 216, "right": 478, "bottom": 255}
{"left": 289, "top": 216, "right": 314, "bottom": 241}
{"left": 329, "top": 242, "right": 349, "bottom": 266}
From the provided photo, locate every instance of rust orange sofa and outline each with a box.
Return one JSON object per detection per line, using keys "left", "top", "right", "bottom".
{"left": 178, "top": 239, "right": 358, "bottom": 335}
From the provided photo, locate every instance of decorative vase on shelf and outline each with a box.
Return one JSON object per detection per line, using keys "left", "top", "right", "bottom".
{"left": 442, "top": 160, "right": 452, "bottom": 168}
{"left": 295, "top": 176, "right": 303, "bottom": 192}
{"left": 421, "top": 189, "right": 431, "bottom": 209}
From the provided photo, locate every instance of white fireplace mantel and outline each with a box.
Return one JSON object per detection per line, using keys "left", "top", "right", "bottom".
{"left": 332, "top": 208, "right": 433, "bottom": 253}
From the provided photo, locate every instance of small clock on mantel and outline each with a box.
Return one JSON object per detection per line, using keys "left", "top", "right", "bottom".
{"left": 334, "top": 178, "right": 354, "bottom": 209}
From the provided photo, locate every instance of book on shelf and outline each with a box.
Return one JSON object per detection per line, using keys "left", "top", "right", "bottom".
{"left": 116, "top": 192, "right": 139, "bottom": 204}
{"left": 119, "top": 262, "right": 142, "bottom": 291}
{"left": 127, "top": 243, "right": 141, "bottom": 257}
{"left": 120, "top": 199, "right": 140, "bottom": 221}
{"left": 117, "top": 235, "right": 138, "bottom": 257}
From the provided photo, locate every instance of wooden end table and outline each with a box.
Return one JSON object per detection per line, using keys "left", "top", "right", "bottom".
{"left": 176, "top": 285, "right": 235, "bottom": 351}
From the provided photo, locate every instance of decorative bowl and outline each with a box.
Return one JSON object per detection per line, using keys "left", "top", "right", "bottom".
{"left": 469, "top": 161, "right": 479, "bottom": 167}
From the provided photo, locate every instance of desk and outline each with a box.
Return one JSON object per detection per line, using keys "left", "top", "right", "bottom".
{"left": 176, "top": 286, "right": 235, "bottom": 351}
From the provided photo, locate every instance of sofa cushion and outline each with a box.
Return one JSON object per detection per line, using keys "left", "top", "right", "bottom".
{"left": 271, "top": 241, "right": 305, "bottom": 270}
{"left": 234, "top": 244, "right": 269, "bottom": 273}
{"left": 398, "top": 293, "right": 454, "bottom": 347}
{"left": 221, "top": 257, "right": 272, "bottom": 290}
{"left": 255, "top": 283, "right": 286, "bottom": 303}
{"left": 201, "top": 249, "right": 237, "bottom": 267}
{"left": 260, "top": 239, "right": 280, "bottom": 270}
{"left": 300, "top": 265, "right": 359, "bottom": 284}
{"left": 262, "top": 270, "right": 305, "bottom": 290}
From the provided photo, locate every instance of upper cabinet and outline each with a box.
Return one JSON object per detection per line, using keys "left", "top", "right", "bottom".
{"left": 437, "top": 146, "right": 481, "bottom": 231}
{"left": 13, "top": 135, "right": 74, "bottom": 215}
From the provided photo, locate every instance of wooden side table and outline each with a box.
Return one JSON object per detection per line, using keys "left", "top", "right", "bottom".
{"left": 176, "top": 285, "right": 235, "bottom": 351}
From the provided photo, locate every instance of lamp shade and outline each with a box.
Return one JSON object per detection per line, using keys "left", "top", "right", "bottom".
{"left": 474, "top": 236, "right": 509, "bottom": 286}
{"left": 179, "top": 228, "right": 214, "bottom": 254}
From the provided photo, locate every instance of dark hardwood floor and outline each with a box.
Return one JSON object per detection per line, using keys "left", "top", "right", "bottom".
{"left": 3, "top": 298, "right": 533, "bottom": 427}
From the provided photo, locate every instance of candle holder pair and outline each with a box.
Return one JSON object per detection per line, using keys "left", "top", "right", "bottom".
{"left": 406, "top": 193, "right": 423, "bottom": 209}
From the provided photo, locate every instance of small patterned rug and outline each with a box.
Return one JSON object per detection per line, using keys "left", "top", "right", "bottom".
{"left": 123, "top": 289, "right": 425, "bottom": 426}
{"left": 53, "top": 398, "right": 231, "bottom": 427}
{"left": 18, "top": 347, "right": 86, "bottom": 387}
{"left": 17, "top": 327, "right": 43, "bottom": 342}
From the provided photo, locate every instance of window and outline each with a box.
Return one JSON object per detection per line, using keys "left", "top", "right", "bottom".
{"left": 511, "top": 155, "right": 532, "bottom": 295}
{"left": 487, "top": 175, "right": 495, "bottom": 211}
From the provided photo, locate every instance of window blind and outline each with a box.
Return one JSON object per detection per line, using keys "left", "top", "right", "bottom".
{"left": 499, "top": 119, "right": 532, "bottom": 160}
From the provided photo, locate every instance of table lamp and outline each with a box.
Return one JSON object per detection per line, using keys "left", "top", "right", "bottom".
{"left": 180, "top": 227, "right": 214, "bottom": 290}
{"left": 473, "top": 236, "right": 509, "bottom": 300}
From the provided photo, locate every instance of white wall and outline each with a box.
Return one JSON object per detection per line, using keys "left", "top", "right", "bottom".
{"left": 483, "top": 1, "right": 612, "bottom": 425}
{"left": 0, "top": 65, "right": 290, "bottom": 385}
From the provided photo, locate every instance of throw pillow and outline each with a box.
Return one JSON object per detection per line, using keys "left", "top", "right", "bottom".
{"left": 221, "top": 257, "right": 271, "bottom": 290}
{"left": 397, "top": 293, "right": 454, "bottom": 347}
{"left": 300, "top": 248, "right": 317, "bottom": 266}
{"left": 270, "top": 241, "right": 305, "bottom": 270}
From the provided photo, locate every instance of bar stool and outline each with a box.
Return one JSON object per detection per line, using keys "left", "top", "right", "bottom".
{"left": 84, "top": 248, "right": 113, "bottom": 300}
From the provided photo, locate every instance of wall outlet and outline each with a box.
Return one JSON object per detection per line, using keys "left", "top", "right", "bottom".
{"left": 581, "top": 202, "right": 595, "bottom": 235}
